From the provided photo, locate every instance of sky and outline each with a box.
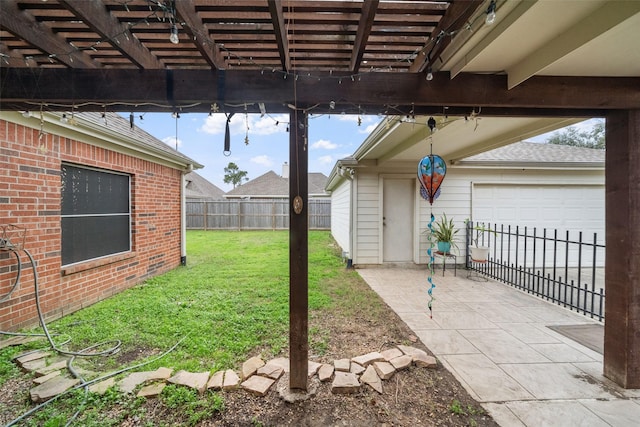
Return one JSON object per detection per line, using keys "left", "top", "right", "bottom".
{"left": 126, "top": 112, "right": 381, "bottom": 191}
{"left": 125, "top": 112, "right": 601, "bottom": 192}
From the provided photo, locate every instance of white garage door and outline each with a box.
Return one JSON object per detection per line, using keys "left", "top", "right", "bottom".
{"left": 472, "top": 183, "right": 605, "bottom": 266}
{"left": 473, "top": 184, "right": 604, "bottom": 234}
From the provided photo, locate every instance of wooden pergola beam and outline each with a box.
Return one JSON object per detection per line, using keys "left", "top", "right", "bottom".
{"left": 59, "top": 0, "right": 163, "bottom": 69}
{"left": 350, "top": 0, "right": 379, "bottom": 73}
{"left": 268, "top": 0, "right": 291, "bottom": 71}
{"left": 174, "top": 0, "right": 226, "bottom": 70}
{"left": 409, "top": 0, "right": 483, "bottom": 73}
{"left": 1, "top": 69, "right": 639, "bottom": 113}
{"left": 0, "top": 0, "right": 98, "bottom": 68}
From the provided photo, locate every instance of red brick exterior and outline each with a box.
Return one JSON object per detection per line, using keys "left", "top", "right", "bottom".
{"left": 0, "top": 119, "right": 183, "bottom": 331}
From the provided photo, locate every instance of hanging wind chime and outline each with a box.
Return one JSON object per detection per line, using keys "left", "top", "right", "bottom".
{"left": 417, "top": 117, "right": 447, "bottom": 318}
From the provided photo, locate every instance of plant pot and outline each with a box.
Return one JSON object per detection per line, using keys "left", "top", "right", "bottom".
{"left": 437, "top": 241, "right": 451, "bottom": 254}
{"left": 469, "top": 245, "right": 489, "bottom": 262}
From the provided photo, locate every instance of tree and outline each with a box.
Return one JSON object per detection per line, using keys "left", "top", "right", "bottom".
{"left": 546, "top": 119, "right": 604, "bottom": 149}
{"left": 223, "top": 162, "right": 248, "bottom": 188}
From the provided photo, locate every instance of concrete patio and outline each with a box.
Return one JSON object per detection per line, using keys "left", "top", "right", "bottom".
{"left": 357, "top": 267, "right": 640, "bottom": 427}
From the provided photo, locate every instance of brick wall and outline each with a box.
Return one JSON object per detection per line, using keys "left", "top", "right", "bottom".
{"left": 0, "top": 119, "right": 183, "bottom": 331}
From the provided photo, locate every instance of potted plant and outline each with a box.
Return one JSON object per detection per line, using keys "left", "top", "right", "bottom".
{"left": 431, "top": 214, "right": 459, "bottom": 255}
{"left": 466, "top": 220, "right": 494, "bottom": 262}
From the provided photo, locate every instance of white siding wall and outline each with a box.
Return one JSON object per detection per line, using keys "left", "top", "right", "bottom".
{"left": 417, "top": 167, "right": 604, "bottom": 264}
{"left": 330, "top": 178, "right": 351, "bottom": 257}
{"left": 349, "top": 161, "right": 604, "bottom": 266}
{"left": 354, "top": 172, "right": 382, "bottom": 264}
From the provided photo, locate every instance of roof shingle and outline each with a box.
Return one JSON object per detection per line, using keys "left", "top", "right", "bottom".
{"left": 225, "top": 171, "right": 328, "bottom": 198}
{"left": 461, "top": 142, "right": 604, "bottom": 164}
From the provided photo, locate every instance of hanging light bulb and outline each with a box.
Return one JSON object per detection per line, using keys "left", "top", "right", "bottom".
{"left": 485, "top": 0, "right": 497, "bottom": 25}
{"left": 427, "top": 117, "right": 437, "bottom": 133}
{"left": 426, "top": 67, "right": 434, "bottom": 81}
{"left": 169, "top": 23, "right": 179, "bottom": 44}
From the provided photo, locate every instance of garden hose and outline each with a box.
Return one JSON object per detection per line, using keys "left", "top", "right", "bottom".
{"left": 1, "top": 239, "right": 121, "bottom": 355}
{"left": 0, "top": 235, "right": 189, "bottom": 426}
{"left": 0, "top": 249, "right": 21, "bottom": 303}
{"left": 4, "top": 335, "right": 187, "bottom": 427}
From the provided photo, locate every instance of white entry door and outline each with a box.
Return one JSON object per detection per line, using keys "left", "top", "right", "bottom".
{"left": 383, "top": 178, "right": 414, "bottom": 262}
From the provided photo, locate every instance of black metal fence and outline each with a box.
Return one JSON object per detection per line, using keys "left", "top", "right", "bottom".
{"left": 465, "top": 221, "right": 606, "bottom": 321}
{"left": 186, "top": 199, "right": 331, "bottom": 230}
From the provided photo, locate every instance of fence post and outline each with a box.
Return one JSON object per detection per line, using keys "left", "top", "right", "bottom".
{"left": 204, "top": 201, "right": 208, "bottom": 231}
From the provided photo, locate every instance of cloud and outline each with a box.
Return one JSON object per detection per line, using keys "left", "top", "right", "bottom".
{"left": 162, "top": 136, "right": 182, "bottom": 148}
{"left": 336, "top": 115, "right": 360, "bottom": 123}
{"left": 199, "top": 114, "right": 245, "bottom": 135}
{"left": 251, "top": 114, "right": 289, "bottom": 135}
{"left": 200, "top": 113, "right": 288, "bottom": 136}
{"left": 250, "top": 155, "right": 273, "bottom": 167}
{"left": 361, "top": 122, "right": 379, "bottom": 134}
{"left": 317, "top": 155, "right": 335, "bottom": 165}
{"left": 311, "top": 139, "right": 338, "bottom": 150}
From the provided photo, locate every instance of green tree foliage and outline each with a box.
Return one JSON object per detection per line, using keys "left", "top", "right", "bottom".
{"left": 546, "top": 119, "right": 605, "bottom": 149}
{"left": 223, "top": 162, "right": 248, "bottom": 188}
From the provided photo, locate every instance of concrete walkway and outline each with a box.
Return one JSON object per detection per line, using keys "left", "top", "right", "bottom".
{"left": 357, "top": 267, "right": 640, "bottom": 427}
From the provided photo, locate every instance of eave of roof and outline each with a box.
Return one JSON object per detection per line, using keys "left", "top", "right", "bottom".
{"left": 1, "top": 111, "right": 202, "bottom": 172}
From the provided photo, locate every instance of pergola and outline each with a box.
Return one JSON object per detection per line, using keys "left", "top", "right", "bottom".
{"left": 1, "top": 0, "right": 639, "bottom": 390}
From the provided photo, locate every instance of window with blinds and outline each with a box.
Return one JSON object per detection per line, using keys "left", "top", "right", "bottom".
{"left": 61, "top": 164, "right": 131, "bottom": 266}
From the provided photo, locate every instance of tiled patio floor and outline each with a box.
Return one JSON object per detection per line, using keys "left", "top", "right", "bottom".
{"left": 357, "top": 267, "right": 640, "bottom": 427}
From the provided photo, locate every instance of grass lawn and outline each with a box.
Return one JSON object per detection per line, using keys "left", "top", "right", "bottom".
{"left": 46, "top": 230, "right": 354, "bottom": 371}
{"left": 0, "top": 231, "right": 369, "bottom": 424}
{"left": 1, "top": 230, "right": 494, "bottom": 427}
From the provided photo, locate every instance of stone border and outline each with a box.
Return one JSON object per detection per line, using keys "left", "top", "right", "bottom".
{"left": 14, "top": 345, "right": 437, "bottom": 402}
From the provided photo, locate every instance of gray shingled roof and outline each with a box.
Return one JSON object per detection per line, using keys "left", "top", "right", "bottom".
{"left": 462, "top": 141, "right": 604, "bottom": 164}
{"left": 225, "top": 170, "right": 328, "bottom": 198}
{"left": 185, "top": 171, "right": 225, "bottom": 200}
{"left": 75, "top": 112, "right": 200, "bottom": 166}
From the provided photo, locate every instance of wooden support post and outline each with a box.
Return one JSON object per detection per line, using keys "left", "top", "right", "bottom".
{"left": 289, "top": 109, "right": 309, "bottom": 390}
{"left": 604, "top": 109, "right": 640, "bottom": 388}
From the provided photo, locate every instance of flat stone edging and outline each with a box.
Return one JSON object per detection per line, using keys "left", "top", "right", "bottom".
{"left": 13, "top": 345, "right": 437, "bottom": 402}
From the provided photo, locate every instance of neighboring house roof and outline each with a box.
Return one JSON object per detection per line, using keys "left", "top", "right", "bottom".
{"left": 225, "top": 170, "right": 329, "bottom": 198}
{"left": 456, "top": 141, "right": 604, "bottom": 168}
{"left": 0, "top": 110, "right": 204, "bottom": 171}
{"left": 309, "top": 173, "right": 330, "bottom": 195}
{"left": 185, "top": 171, "right": 225, "bottom": 199}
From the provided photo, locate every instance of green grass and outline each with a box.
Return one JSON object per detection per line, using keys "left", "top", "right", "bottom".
{"left": 1, "top": 230, "right": 366, "bottom": 425}
{"left": 42, "top": 231, "right": 338, "bottom": 372}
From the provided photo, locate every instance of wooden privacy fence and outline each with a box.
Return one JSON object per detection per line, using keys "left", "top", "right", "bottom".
{"left": 186, "top": 199, "right": 331, "bottom": 230}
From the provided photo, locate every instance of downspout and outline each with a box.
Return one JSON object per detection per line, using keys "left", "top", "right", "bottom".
{"left": 180, "top": 165, "right": 192, "bottom": 266}
{"left": 348, "top": 174, "right": 355, "bottom": 268}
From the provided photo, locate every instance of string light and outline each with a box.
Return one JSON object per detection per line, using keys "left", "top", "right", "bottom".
{"left": 426, "top": 67, "right": 434, "bottom": 81}
{"left": 0, "top": 0, "right": 485, "bottom": 86}
{"left": 485, "top": 0, "right": 497, "bottom": 25}
{"left": 169, "top": 24, "right": 179, "bottom": 44}
{"left": 427, "top": 117, "right": 437, "bottom": 133}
